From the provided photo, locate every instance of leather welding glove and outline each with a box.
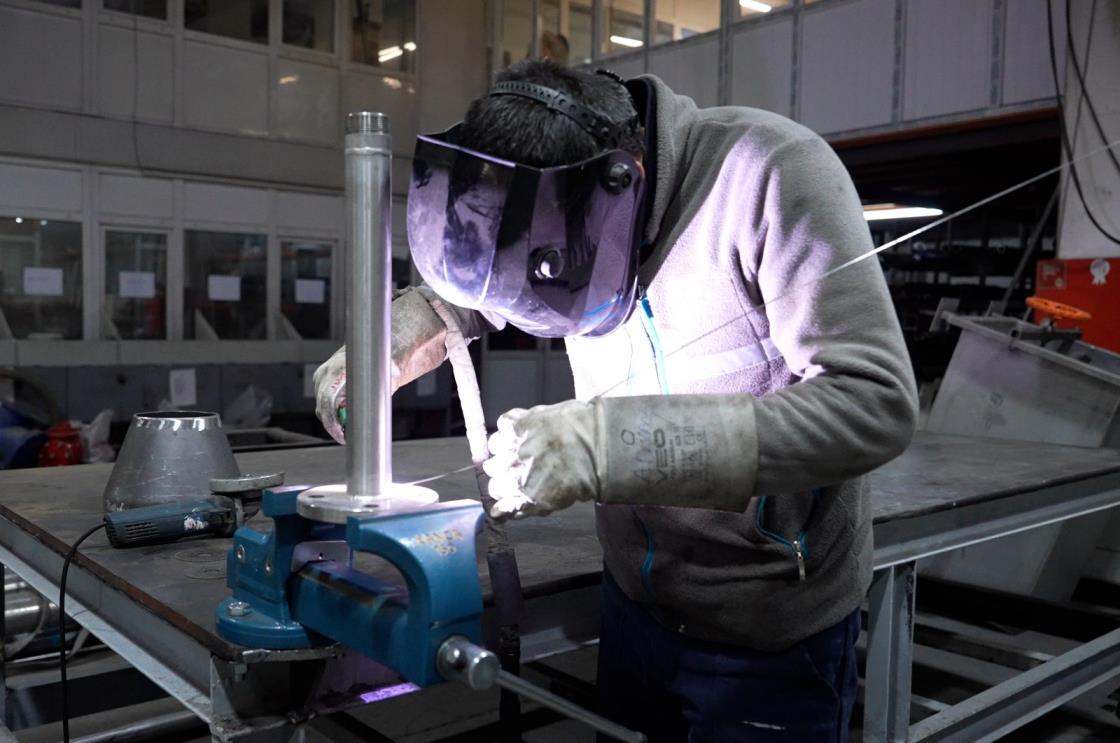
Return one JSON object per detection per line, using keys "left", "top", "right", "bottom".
{"left": 482, "top": 395, "right": 759, "bottom": 518}
{"left": 313, "top": 286, "right": 450, "bottom": 444}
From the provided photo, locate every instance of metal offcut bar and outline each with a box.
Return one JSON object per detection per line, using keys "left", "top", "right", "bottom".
{"left": 344, "top": 111, "right": 393, "bottom": 499}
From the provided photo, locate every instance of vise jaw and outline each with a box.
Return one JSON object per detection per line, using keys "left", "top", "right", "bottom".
{"left": 215, "top": 485, "right": 485, "bottom": 687}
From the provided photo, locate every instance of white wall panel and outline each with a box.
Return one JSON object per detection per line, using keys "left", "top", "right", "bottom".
{"left": 181, "top": 39, "right": 269, "bottom": 135}
{"left": 182, "top": 182, "right": 269, "bottom": 226}
{"left": 273, "top": 191, "right": 343, "bottom": 234}
{"left": 0, "top": 6, "right": 82, "bottom": 110}
{"left": 99, "top": 174, "right": 174, "bottom": 219}
{"left": 903, "top": 0, "right": 992, "bottom": 121}
{"left": 1004, "top": 0, "right": 1066, "bottom": 104}
{"left": 342, "top": 74, "right": 417, "bottom": 156}
{"left": 800, "top": 0, "right": 895, "bottom": 135}
{"left": 649, "top": 37, "right": 719, "bottom": 109}
{"left": 0, "top": 161, "right": 82, "bottom": 215}
{"left": 97, "top": 25, "right": 174, "bottom": 122}
{"left": 730, "top": 18, "right": 794, "bottom": 116}
{"left": 274, "top": 59, "right": 340, "bottom": 143}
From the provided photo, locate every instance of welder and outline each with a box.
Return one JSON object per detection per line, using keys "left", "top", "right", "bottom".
{"left": 315, "top": 59, "right": 918, "bottom": 742}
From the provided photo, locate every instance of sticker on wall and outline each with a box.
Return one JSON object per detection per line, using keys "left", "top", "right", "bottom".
{"left": 169, "top": 368, "right": 198, "bottom": 407}
{"left": 1091, "top": 258, "right": 1111, "bottom": 286}
{"left": 119, "top": 271, "right": 157, "bottom": 299}
{"left": 295, "top": 278, "right": 326, "bottom": 304}
{"left": 208, "top": 275, "right": 242, "bottom": 302}
{"left": 304, "top": 363, "right": 317, "bottom": 398}
{"left": 23, "top": 267, "right": 64, "bottom": 297}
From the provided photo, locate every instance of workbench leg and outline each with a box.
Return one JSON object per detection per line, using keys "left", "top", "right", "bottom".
{"left": 864, "top": 561, "right": 916, "bottom": 743}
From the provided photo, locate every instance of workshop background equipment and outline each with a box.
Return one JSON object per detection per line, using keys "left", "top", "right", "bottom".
{"left": 925, "top": 298, "right": 1120, "bottom": 599}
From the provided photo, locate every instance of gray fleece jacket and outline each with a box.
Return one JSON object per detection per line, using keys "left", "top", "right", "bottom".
{"left": 445, "top": 75, "right": 918, "bottom": 651}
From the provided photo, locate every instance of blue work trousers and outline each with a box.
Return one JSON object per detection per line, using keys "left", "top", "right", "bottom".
{"left": 596, "top": 570, "right": 860, "bottom": 742}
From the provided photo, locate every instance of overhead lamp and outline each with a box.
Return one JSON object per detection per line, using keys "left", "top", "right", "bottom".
{"left": 862, "top": 204, "right": 943, "bottom": 222}
{"left": 14, "top": 217, "right": 22, "bottom": 224}
{"left": 278, "top": 75, "right": 299, "bottom": 85}
{"left": 609, "top": 35, "right": 643, "bottom": 48}
{"left": 40, "top": 219, "right": 48, "bottom": 226}
{"left": 739, "top": 0, "right": 773, "bottom": 13}
{"left": 378, "top": 45, "right": 403, "bottom": 62}
{"left": 403, "top": 42, "right": 417, "bottom": 52}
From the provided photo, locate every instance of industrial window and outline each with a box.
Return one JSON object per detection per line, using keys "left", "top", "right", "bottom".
{"left": 104, "top": 230, "right": 167, "bottom": 340}
{"left": 0, "top": 217, "right": 82, "bottom": 341}
{"left": 501, "top": 0, "right": 532, "bottom": 68}
{"left": 284, "top": 0, "right": 335, "bottom": 52}
{"left": 654, "top": 0, "right": 719, "bottom": 44}
{"left": 184, "top": 0, "right": 270, "bottom": 45}
{"left": 183, "top": 230, "right": 267, "bottom": 340}
{"left": 351, "top": 0, "right": 416, "bottom": 73}
{"left": 536, "top": 0, "right": 591, "bottom": 67}
{"left": 103, "top": 0, "right": 167, "bottom": 20}
{"left": 280, "top": 240, "right": 332, "bottom": 339}
{"left": 33, "top": 0, "right": 81, "bottom": 8}
{"left": 738, "top": 0, "right": 792, "bottom": 19}
{"left": 601, "top": 1, "right": 645, "bottom": 56}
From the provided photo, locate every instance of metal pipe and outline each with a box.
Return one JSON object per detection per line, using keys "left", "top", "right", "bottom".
{"left": 70, "top": 709, "right": 202, "bottom": 743}
{"left": 345, "top": 111, "right": 393, "bottom": 499}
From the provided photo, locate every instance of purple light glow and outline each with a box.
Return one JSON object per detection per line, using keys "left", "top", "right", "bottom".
{"left": 359, "top": 683, "right": 419, "bottom": 703}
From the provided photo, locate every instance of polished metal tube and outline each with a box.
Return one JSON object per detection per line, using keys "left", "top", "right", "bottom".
{"left": 345, "top": 111, "right": 393, "bottom": 499}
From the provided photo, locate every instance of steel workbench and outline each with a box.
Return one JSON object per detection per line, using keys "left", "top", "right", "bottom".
{"left": 0, "top": 432, "right": 1117, "bottom": 742}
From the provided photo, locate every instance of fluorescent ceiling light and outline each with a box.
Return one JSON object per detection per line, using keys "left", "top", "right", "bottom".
{"left": 739, "top": 0, "right": 773, "bottom": 13}
{"left": 378, "top": 45, "right": 403, "bottom": 62}
{"left": 278, "top": 75, "right": 299, "bottom": 85}
{"left": 609, "top": 35, "right": 643, "bottom": 48}
{"left": 403, "top": 41, "right": 417, "bottom": 52}
{"left": 863, "top": 204, "right": 943, "bottom": 222}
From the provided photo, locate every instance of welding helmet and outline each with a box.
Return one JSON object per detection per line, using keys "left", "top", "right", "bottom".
{"left": 407, "top": 79, "right": 646, "bottom": 338}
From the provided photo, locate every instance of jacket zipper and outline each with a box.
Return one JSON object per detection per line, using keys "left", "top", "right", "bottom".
{"left": 632, "top": 288, "right": 667, "bottom": 599}
{"left": 637, "top": 290, "right": 670, "bottom": 395}
{"left": 756, "top": 490, "right": 823, "bottom": 581}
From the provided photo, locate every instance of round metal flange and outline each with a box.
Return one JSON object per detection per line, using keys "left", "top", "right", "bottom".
{"left": 296, "top": 482, "right": 439, "bottom": 524}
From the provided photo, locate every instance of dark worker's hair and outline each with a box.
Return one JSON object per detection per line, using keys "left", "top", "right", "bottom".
{"left": 456, "top": 59, "right": 643, "bottom": 168}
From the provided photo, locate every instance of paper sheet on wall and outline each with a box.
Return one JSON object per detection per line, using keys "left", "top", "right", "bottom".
{"left": 23, "top": 267, "right": 64, "bottom": 297}
{"left": 295, "top": 278, "right": 326, "bottom": 304}
{"left": 208, "top": 275, "right": 241, "bottom": 302}
{"left": 304, "top": 363, "right": 317, "bottom": 398}
{"left": 169, "top": 368, "right": 198, "bottom": 407}
{"left": 119, "top": 271, "right": 157, "bottom": 299}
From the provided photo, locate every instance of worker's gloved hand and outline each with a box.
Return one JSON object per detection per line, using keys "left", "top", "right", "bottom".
{"left": 313, "top": 287, "right": 451, "bottom": 444}
{"left": 483, "top": 395, "right": 760, "bottom": 519}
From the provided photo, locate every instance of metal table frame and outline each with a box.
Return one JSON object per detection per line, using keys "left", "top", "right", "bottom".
{"left": 2, "top": 468, "right": 1120, "bottom": 740}
{"left": 864, "top": 470, "right": 1120, "bottom": 742}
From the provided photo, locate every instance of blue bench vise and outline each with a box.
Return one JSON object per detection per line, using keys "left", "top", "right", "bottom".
{"left": 215, "top": 485, "right": 485, "bottom": 687}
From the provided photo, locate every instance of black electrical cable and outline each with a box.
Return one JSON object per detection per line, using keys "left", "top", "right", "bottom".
{"left": 59, "top": 522, "right": 107, "bottom": 743}
{"left": 1046, "top": 0, "right": 1120, "bottom": 246}
{"left": 1065, "top": 0, "right": 1120, "bottom": 177}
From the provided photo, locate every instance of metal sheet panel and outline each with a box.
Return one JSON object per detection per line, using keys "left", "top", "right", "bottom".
{"left": 799, "top": 0, "right": 895, "bottom": 135}
{"left": 0, "top": 161, "right": 83, "bottom": 216}
{"left": 274, "top": 59, "right": 340, "bottom": 144}
{"left": 273, "top": 191, "right": 343, "bottom": 235}
{"left": 730, "top": 17, "right": 794, "bottom": 117}
{"left": 649, "top": 36, "right": 720, "bottom": 109}
{"left": 181, "top": 182, "right": 270, "bottom": 226}
{"left": 903, "top": 0, "right": 993, "bottom": 121}
{"left": 0, "top": 6, "right": 82, "bottom": 111}
{"left": 100, "top": 174, "right": 175, "bottom": 220}
{"left": 180, "top": 39, "right": 269, "bottom": 135}
{"left": 96, "top": 24, "right": 174, "bottom": 123}
{"left": 1003, "top": 0, "right": 1066, "bottom": 104}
